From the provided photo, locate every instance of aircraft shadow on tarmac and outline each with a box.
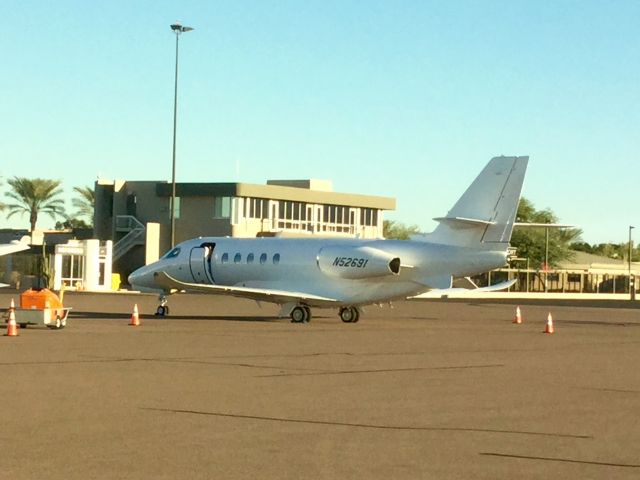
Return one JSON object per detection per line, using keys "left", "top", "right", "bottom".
{"left": 454, "top": 298, "right": 640, "bottom": 310}
{"left": 72, "top": 311, "right": 301, "bottom": 323}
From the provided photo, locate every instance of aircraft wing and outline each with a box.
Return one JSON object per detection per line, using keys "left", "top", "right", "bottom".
{"left": 0, "top": 242, "right": 30, "bottom": 256}
{"left": 153, "top": 271, "right": 341, "bottom": 307}
{"left": 410, "top": 279, "right": 518, "bottom": 298}
{"left": 472, "top": 278, "right": 518, "bottom": 292}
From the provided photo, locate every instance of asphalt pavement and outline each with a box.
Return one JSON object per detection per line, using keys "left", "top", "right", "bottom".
{"left": 1, "top": 291, "right": 639, "bottom": 479}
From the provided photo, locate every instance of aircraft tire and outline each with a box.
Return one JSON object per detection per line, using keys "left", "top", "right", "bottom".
{"left": 290, "top": 306, "right": 307, "bottom": 323}
{"left": 156, "top": 305, "right": 169, "bottom": 317}
{"left": 339, "top": 307, "right": 354, "bottom": 323}
{"left": 351, "top": 307, "right": 360, "bottom": 323}
{"left": 303, "top": 307, "right": 312, "bottom": 323}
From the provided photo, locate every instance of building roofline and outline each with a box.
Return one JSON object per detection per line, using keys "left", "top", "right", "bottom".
{"left": 155, "top": 182, "right": 396, "bottom": 210}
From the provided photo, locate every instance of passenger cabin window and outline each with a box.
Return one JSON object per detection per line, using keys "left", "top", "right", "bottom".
{"left": 234, "top": 253, "right": 242, "bottom": 264}
{"left": 273, "top": 253, "right": 280, "bottom": 265}
{"left": 260, "top": 253, "right": 267, "bottom": 265}
{"left": 247, "top": 253, "right": 254, "bottom": 264}
{"left": 221, "top": 253, "right": 229, "bottom": 264}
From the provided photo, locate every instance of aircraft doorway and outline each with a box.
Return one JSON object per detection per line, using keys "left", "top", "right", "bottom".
{"left": 189, "top": 243, "right": 216, "bottom": 284}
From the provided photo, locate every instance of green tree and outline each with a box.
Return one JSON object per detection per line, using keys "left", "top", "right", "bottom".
{"left": 510, "top": 197, "right": 582, "bottom": 268}
{"left": 383, "top": 220, "right": 421, "bottom": 240}
{"left": 0, "top": 178, "right": 6, "bottom": 212}
{"left": 575, "top": 242, "right": 640, "bottom": 262}
{"left": 4, "top": 177, "right": 65, "bottom": 231}
{"left": 71, "top": 185, "right": 95, "bottom": 224}
{"left": 55, "top": 218, "right": 91, "bottom": 230}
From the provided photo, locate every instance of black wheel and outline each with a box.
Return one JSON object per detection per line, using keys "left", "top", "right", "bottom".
{"left": 351, "top": 307, "right": 360, "bottom": 323}
{"left": 290, "top": 306, "right": 307, "bottom": 323}
{"left": 55, "top": 317, "right": 62, "bottom": 329}
{"left": 19, "top": 323, "right": 27, "bottom": 329}
{"left": 303, "top": 307, "right": 312, "bottom": 323}
{"left": 155, "top": 305, "right": 167, "bottom": 316}
{"left": 339, "top": 307, "right": 354, "bottom": 323}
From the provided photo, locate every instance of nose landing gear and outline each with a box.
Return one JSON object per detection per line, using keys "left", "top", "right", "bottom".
{"left": 155, "top": 294, "right": 170, "bottom": 316}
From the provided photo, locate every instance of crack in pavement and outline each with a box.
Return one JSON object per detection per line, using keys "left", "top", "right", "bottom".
{"left": 143, "top": 407, "right": 592, "bottom": 439}
{"left": 480, "top": 452, "right": 640, "bottom": 468}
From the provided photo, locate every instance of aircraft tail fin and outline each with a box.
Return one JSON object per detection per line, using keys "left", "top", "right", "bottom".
{"left": 428, "top": 156, "right": 528, "bottom": 247}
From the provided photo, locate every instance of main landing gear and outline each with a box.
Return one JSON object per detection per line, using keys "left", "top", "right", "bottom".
{"left": 339, "top": 306, "right": 360, "bottom": 323}
{"left": 289, "top": 305, "right": 361, "bottom": 324}
{"left": 290, "top": 306, "right": 312, "bottom": 323}
{"left": 155, "top": 294, "right": 170, "bottom": 316}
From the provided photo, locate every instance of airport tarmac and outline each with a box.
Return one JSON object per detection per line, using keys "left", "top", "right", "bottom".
{"left": 1, "top": 291, "right": 639, "bottom": 479}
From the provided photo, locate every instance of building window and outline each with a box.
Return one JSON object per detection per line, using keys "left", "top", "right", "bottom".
{"left": 247, "top": 253, "right": 254, "bottom": 264}
{"left": 169, "top": 196, "right": 181, "bottom": 220}
{"left": 234, "top": 253, "right": 242, "bottom": 264}
{"left": 260, "top": 253, "right": 267, "bottom": 264}
{"left": 213, "top": 197, "right": 231, "bottom": 219}
{"left": 221, "top": 253, "right": 229, "bottom": 264}
{"left": 273, "top": 253, "right": 280, "bottom": 265}
{"left": 246, "top": 198, "right": 268, "bottom": 219}
{"left": 360, "top": 208, "right": 378, "bottom": 226}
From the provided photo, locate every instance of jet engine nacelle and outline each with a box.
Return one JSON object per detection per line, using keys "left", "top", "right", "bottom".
{"left": 317, "top": 246, "right": 401, "bottom": 279}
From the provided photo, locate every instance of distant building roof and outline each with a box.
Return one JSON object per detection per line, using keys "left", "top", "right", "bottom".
{"left": 559, "top": 250, "right": 639, "bottom": 274}
{"left": 153, "top": 181, "right": 396, "bottom": 210}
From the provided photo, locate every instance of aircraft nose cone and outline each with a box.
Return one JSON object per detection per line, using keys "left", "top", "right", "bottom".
{"left": 128, "top": 266, "right": 150, "bottom": 290}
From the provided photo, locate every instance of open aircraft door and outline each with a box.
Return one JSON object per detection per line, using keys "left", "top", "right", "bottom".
{"left": 189, "top": 243, "right": 216, "bottom": 284}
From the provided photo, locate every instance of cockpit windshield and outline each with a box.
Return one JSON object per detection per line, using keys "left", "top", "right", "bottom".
{"left": 162, "top": 247, "right": 181, "bottom": 259}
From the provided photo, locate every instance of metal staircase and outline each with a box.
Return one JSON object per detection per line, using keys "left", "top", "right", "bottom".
{"left": 113, "top": 215, "right": 146, "bottom": 261}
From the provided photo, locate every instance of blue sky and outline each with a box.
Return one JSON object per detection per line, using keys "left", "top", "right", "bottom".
{"left": 1, "top": 0, "right": 638, "bottom": 243}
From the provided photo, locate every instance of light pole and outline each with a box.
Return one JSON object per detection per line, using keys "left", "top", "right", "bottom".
{"left": 170, "top": 22, "right": 194, "bottom": 249}
{"left": 630, "top": 226, "right": 635, "bottom": 300}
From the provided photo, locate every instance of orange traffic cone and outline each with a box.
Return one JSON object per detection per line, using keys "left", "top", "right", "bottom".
{"left": 543, "top": 312, "right": 555, "bottom": 334}
{"left": 6, "top": 299, "right": 19, "bottom": 337}
{"left": 129, "top": 304, "right": 141, "bottom": 326}
{"left": 513, "top": 306, "right": 523, "bottom": 324}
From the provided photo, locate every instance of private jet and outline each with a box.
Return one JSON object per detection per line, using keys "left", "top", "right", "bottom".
{"left": 129, "top": 156, "right": 528, "bottom": 323}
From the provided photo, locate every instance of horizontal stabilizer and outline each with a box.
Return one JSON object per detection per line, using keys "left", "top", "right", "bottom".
{"left": 433, "top": 216, "right": 496, "bottom": 228}
{"left": 153, "top": 271, "right": 340, "bottom": 306}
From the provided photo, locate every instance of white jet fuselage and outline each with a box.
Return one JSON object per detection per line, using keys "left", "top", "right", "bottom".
{"left": 129, "top": 236, "right": 507, "bottom": 307}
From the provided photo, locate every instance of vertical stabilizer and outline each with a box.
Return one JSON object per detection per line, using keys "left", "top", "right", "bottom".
{"left": 429, "top": 156, "right": 528, "bottom": 247}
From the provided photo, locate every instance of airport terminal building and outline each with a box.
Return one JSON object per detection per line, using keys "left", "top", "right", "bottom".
{"left": 94, "top": 178, "right": 395, "bottom": 279}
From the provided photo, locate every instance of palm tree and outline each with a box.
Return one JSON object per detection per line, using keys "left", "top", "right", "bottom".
{"left": 0, "top": 178, "right": 7, "bottom": 212}
{"left": 4, "top": 177, "right": 65, "bottom": 231}
{"left": 72, "top": 185, "right": 95, "bottom": 225}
